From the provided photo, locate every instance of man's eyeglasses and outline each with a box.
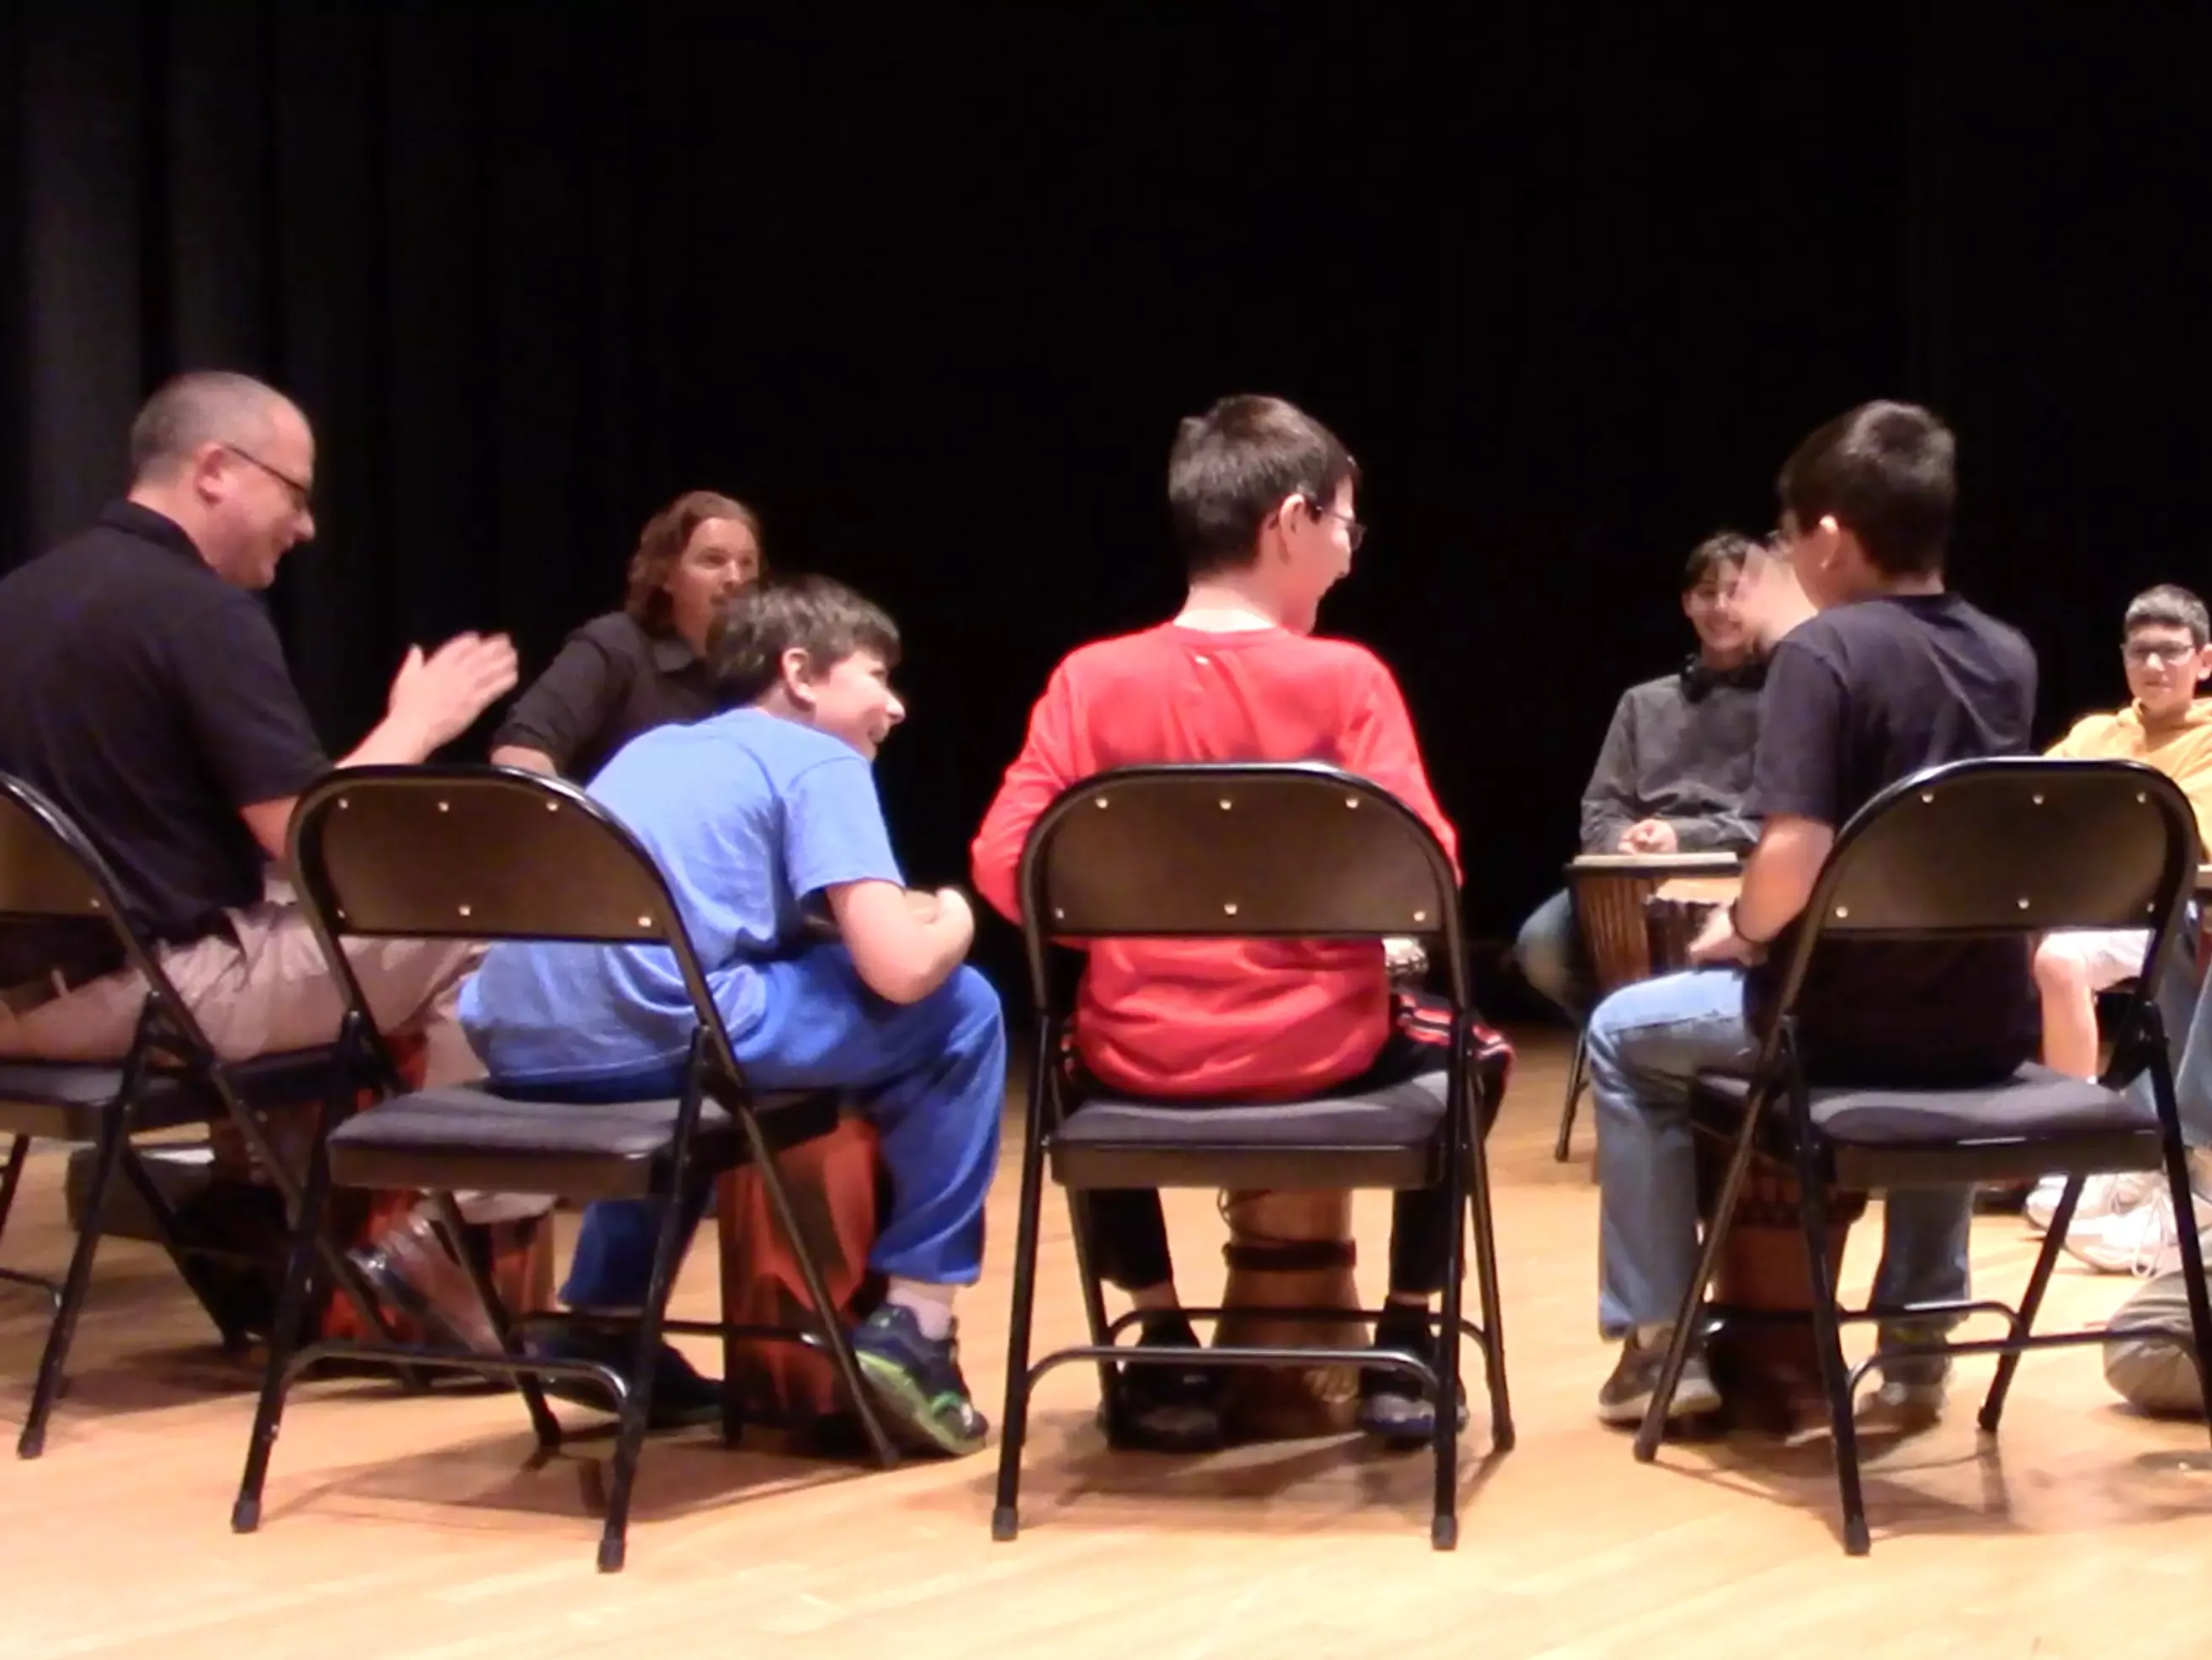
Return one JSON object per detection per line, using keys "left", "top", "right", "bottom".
{"left": 2124, "top": 640, "right": 2199, "bottom": 668}
{"left": 221, "top": 443, "right": 313, "bottom": 513}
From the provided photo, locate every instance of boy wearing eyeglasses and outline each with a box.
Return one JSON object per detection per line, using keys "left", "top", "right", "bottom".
{"left": 972, "top": 394, "right": 1511, "bottom": 1453}
{"left": 2023, "top": 585, "right": 2212, "bottom": 1268}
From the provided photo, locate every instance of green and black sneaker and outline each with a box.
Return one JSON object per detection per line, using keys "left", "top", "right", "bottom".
{"left": 849, "top": 1304, "right": 990, "bottom": 1456}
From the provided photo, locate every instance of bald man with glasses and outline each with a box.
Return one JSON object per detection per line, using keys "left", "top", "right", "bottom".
{"left": 0, "top": 370, "right": 528, "bottom": 1339}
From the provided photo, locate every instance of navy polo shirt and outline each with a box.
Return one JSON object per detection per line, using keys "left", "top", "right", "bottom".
{"left": 0, "top": 502, "right": 329, "bottom": 950}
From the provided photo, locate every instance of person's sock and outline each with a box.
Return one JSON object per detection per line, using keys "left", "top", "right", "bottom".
{"left": 885, "top": 1278, "right": 956, "bottom": 1342}
{"left": 1375, "top": 1299, "right": 1432, "bottom": 1353}
{"left": 1139, "top": 1309, "right": 1201, "bottom": 1348}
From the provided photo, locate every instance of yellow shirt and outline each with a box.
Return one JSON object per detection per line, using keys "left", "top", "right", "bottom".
{"left": 2045, "top": 698, "right": 2212, "bottom": 846}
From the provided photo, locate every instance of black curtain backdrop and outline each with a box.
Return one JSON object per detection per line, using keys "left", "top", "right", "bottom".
{"left": 4, "top": 3, "right": 2207, "bottom": 1011}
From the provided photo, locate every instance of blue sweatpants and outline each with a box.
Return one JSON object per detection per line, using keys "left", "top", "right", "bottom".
{"left": 540, "top": 946, "right": 1006, "bottom": 1310}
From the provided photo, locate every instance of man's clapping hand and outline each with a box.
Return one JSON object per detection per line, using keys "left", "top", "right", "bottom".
{"left": 386, "top": 632, "right": 520, "bottom": 752}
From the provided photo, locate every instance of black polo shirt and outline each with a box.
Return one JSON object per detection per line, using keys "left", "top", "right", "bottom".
{"left": 492, "top": 610, "right": 721, "bottom": 781}
{"left": 0, "top": 502, "right": 329, "bottom": 951}
{"left": 1746, "top": 591, "right": 2042, "bottom": 1082}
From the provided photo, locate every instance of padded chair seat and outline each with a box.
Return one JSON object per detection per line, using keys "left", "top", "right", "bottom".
{"left": 1050, "top": 1072, "right": 1449, "bottom": 1192}
{"left": 326, "top": 1081, "right": 842, "bottom": 1201}
{"left": 0, "top": 1045, "right": 342, "bottom": 1141}
{"left": 1694, "top": 1064, "right": 2161, "bottom": 1189}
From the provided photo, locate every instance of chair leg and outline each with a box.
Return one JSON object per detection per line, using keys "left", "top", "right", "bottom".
{"left": 1979, "top": 1175, "right": 2082, "bottom": 1434}
{"left": 114, "top": 1145, "right": 250, "bottom": 1351}
{"left": 232, "top": 1131, "right": 332, "bottom": 1531}
{"left": 0, "top": 1135, "right": 57, "bottom": 1310}
{"left": 17, "top": 1117, "right": 128, "bottom": 1459}
{"left": 1634, "top": 1106, "right": 1760, "bottom": 1464}
{"left": 425, "top": 1193, "right": 561, "bottom": 1452}
{"left": 0, "top": 1134, "right": 29, "bottom": 1242}
{"left": 994, "top": 1041, "right": 1058, "bottom": 1542}
{"left": 1465, "top": 1055, "right": 1513, "bottom": 1453}
{"left": 1063, "top": 1188, "right": 1121, "bottom": 1418}
{"left": 596, "top": 1176, "right": 694, "bottom": 1575}
{"left": 1795, "top": 1147, "right": 1870, "bottom": 1556}
{"left": 1428, "top": 1091, "right": 1472, "bottom": 1551}
{"left": 1553, "top": 1029, "right": 1588, "bottom": 1163}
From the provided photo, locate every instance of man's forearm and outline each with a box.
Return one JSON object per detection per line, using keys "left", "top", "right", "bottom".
{"left": 339, "top": 710, "right": 440, "bottom": 769}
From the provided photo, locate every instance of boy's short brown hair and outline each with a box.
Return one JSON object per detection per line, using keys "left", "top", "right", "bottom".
{"left": 1167, "top": 395, "right": 1359, "bottom": 579}
{"left": 708, "top": 574, "right": 901, "bottom": 706}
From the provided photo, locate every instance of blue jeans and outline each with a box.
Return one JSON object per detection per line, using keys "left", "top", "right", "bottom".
{"left": 1515, "top": 887, "right": 1590, "bottom": 1020}
{"left": 542, "top": 946, "right": 1006, "bottom": 1312}
{"left": 1588, "top": 968, "right": 1972, "bottom": 1338}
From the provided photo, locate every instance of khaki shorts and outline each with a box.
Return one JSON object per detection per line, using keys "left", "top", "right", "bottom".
{"left": 2039, "top": 927, "right": 2154, "bottom": 992}
{"left": 0, "top": 879, "right": 545, "bottom": 1223}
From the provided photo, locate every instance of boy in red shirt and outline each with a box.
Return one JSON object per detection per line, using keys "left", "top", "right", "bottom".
{"left": 972, "top": 394, "right": 1508, "bottom": 1450}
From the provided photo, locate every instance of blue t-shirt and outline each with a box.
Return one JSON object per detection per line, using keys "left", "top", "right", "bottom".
{"left": 459, "top": 707, "right": 904, "bottom": 1083}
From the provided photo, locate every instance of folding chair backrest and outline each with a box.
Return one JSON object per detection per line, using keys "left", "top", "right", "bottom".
{"left": 286, "top": 766, "right": 733, "bottom": 1053}
{"left": 1809, "top": 758, "right": 2193, "bottom": 936}
{"left": 289, "top": 766, "right": 687, "bottom": 948}
{"left": 1771, "top": 756, "right": 2198, "bottom": 1008}
{"left": 0, "top": 774, "right": 120, "bottom": 923}
{"left": 1015, "top": 763, "right": 1464, "bottom": 1005}
{"left": 0, "top": 771, "right": 218, "bottom": 1057}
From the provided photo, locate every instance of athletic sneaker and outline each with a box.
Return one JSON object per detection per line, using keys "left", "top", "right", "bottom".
{"left": 849, "top": 1303, "right": 990, "bottom": 1456}
{"left": 2062, "top": 1186, "right": 2212, "bottom": 1278}
{"left": 1855, "top": 1321, "right": 1949, "bottom": 1435}
{"left": 1597, "top": 1330, "right": 1722, "bottom": 1426}
{"left": 1110, "top": 1317, "right": 1225, "bottom": 1452}
{"left": 1358, "top": 1314, "right": 1470, "bottom": 1447}
{"left": 529, "top": 1327, "right": 724, "bottom": 1430}
{"left": 2023, "top": 1170, "right": 2158, "bottom": 1237}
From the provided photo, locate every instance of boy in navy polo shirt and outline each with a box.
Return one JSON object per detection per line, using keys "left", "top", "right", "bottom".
{"left": 461, "top": 576, "right": 1003, "bottom": 1456}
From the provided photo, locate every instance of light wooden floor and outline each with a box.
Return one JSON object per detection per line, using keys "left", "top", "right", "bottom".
{"left": 3, "top": 1032, "right": 2211, "bottom": 1660}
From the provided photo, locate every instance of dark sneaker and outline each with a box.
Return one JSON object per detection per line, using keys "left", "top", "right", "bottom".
{"left": 1110, "top": 1318, "right": 1224, "bottom": 1451}
{"left": 1856, "top": 1321, "right": 1949, "bottom": 1435}
{"left": 1358, "top": 1318, "right": 1470, "bottom": 1447}
{"left": 532, "top": 1326, "right": 724, "bottom": 1430}
{"left": 1597, "top": 1331, "right": 1723, "bottom": 1427}
{"left": 849, "top": 1304, "right": 990, "bottom": 1457}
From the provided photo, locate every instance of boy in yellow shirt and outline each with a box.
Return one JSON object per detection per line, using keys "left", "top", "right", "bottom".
{"left": 2029, "top": 584, "right": 2212, "bottom": 1266}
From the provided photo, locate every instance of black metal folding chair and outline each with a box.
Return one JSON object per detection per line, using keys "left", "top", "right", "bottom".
{"left": 1633, "top": 756, "right": 2212, "bottom": 1554}
{"left": 0, "top": 771, "right": 396, "bottom": 1456}
{"left": 230, "top": 764, "right": 896, "bottom": 1573}
{"left": 992, "top": 763, "right": 1511, "bottom": 1551}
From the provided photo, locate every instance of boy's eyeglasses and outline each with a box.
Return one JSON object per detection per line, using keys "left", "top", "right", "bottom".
{"left": 1307, "top": 503, "right": 1367, "bottom": 552}
{"left": 2124, "top": 641, "right": 2199, "bottom": 667}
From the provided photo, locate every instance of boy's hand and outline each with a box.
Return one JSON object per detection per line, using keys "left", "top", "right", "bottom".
{"left": 1685, "top": 902, "right": 1757, "bottom": 966}
{"left": 1619, "top": 818, "right": 1679, "bottom": 854}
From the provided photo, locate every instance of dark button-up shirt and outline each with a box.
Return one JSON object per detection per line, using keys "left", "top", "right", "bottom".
{"left": 492, "top": 611, "right": 720, "bottom": 781}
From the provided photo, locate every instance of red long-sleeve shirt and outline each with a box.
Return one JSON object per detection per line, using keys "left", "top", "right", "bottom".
{"left": 971, "top": 621, "right": 1460, "bottom": 1101}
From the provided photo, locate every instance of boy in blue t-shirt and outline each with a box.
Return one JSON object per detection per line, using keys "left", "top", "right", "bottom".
{"left": 460, "top": 575, "right": 1003, "bottom": 1457}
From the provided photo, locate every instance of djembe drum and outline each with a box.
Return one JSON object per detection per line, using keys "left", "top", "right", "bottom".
{"left": 1646, "top": 881, "right": 1869, "bottom": 1435}
{"left": 1214, "top": 1188, "right": 1369, "bottom": 1440}
{"left": 1567, "top": 852, "right": 1744, "bottom": 998}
